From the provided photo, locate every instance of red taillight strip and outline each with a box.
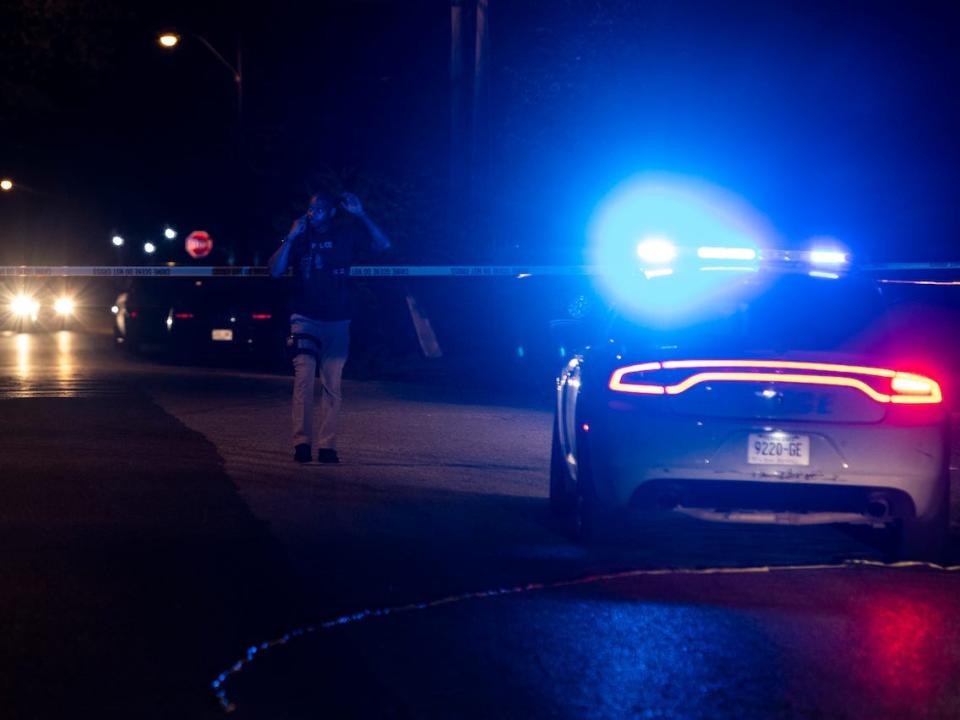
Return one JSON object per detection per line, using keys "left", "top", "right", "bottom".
{"left": 665, "top": 371, "right": 890, "bottom": 403}
{"left": 661, "top": 359, "right": 896, "bottom": 378}
{"left": 608, "top": 361, "right": 942, "bottom": 404}
{"left": 609, "top": 362, "right": 663, "bottom": 394}
{"left": 890, "top": 373, "right": 943, "bottom": 404}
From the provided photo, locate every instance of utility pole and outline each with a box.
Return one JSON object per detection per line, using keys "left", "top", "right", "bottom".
{"left": 472, "top": 0, "right": 490, "bottom": 255}
{"left": 450, "top": 0, "right": 468, "bottom": 245}
{"left": 450, "top": 1, "right": 491, "bottom": 256}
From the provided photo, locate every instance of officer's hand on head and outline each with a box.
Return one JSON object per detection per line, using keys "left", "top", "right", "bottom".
{"left": 289, "top": 216, "right": 307, "bottom": 241}
{"left": 340, "top": 192, "right": 364, "bottom": 216}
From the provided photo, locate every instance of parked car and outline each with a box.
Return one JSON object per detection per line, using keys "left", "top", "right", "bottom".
{"left": 113, "top": 277, "right": 287, "bottom": 364}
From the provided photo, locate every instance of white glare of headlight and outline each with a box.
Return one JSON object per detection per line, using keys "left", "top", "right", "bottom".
{"left": 11, "top": 295, "right": 39, "bottom": 317}
{"left": 54, "top": 297, "right": 75, "bottom": 315}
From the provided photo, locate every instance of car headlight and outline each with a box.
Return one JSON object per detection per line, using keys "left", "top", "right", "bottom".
{"left": 54, "top": 297, "right": 75, "bottom": 316}
{"left": 11, "top": 295, "right": 40, "bottom": 318}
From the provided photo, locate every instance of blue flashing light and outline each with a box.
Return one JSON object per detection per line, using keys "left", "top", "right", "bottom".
{"left": 809, "top": 270, "right": 840, "bottom": 280}
{"left": 588, "top": 175, "right": 778, "bottom": 326}
{"left": 810, "top": 249, "right": 848, "bottom": 265}
{"left": 698, "top": 265, "right": 759, "bottom": 273}
{"left": 635, "top": 237, "right": 677, "bottom": 264}
{"left": 643, "top": 268, "right": 674, "bottom": 279}
{"left": 697, "top": 246, "right": 757, "bottom": 261}
{"left": 516, "top": 345, "right": 525, "bottom": 358}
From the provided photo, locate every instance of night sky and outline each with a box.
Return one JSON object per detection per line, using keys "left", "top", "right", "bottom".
{"left": 2, "top": 0, "right": 959, "bottom": 267}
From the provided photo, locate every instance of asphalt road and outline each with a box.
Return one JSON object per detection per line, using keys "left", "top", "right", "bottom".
{"left": 2, "top": 328, "right": 959, "bottom": 719}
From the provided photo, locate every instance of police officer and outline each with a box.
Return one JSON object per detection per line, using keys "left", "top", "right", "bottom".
{"left": 268, "top": 190, "right": 391, "bottom": 463}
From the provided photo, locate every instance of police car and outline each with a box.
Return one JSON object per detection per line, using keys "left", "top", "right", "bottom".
{"left": 550, "top": 244, "right": 950, "bottom": 561}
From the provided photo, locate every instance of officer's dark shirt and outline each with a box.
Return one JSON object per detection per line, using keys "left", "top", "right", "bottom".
{"left": 288, "top": 218, "right": 365, "bottom": 321}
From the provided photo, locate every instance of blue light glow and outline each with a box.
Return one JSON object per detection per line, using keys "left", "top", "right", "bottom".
{"left": 809, "top": 270, "right": 840, "bottom": 280}
{"left": 810, "top": 249, "right": 848, "bottom": 265}
{"left": 587, "top": 175, "right": 778, "bottom": 324}
{"left": 697, "top": 246, "right": 757, "bottom": 260}
{"left": 635, "top": 237, "right": 677, "bottom": 264}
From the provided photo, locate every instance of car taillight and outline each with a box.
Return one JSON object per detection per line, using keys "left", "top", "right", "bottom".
{"left": 609, "top": 363, "right": 665, "bottom": 395}
{"left": 889, "top": 373, "right": 942, "bottom": 404}
{"left": 608, "top": 360, "right": 942, "bottom": 405}
{"left": 251, "top": 313, "right": 272, "bottom": 320}
{"left": 174, "top": 312, "right": 194, "bottom": 319}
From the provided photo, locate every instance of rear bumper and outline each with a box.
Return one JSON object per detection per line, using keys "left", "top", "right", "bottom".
{"left": 585, "top": 414, "right": 947, "bottom": 522}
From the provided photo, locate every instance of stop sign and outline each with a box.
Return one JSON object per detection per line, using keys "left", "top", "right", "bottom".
{"left": 185, "top": 230, "right": 213, "bottom": 259}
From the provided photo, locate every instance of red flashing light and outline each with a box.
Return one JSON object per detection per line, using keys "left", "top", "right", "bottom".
{"left": 251, "top": 313, "right": 272, "bottom": 320}
{"left": 174, "top": 312, "right": 194, "bottom": 320}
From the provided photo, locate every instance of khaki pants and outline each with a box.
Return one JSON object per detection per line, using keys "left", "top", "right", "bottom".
{"left": 290, "top": 315, "right": 350, "bottom": 449}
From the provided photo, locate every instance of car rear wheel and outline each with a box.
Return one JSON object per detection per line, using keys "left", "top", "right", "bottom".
{"left": 550, "top": 418, "right": 628, "bottom": 543}
{"left": 889, "top": 460, "right": 950, "bottom": 564}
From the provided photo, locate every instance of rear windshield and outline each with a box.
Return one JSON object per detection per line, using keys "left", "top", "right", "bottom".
{"left": 609, "top": 274, "right": 889, "bottom": 355}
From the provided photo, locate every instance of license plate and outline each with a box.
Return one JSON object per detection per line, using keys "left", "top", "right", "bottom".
{"left": 212, "top": 329, "right": 234, "bottom": 342}
{"left": 747, "top": 433, "right": 810, "bottom": 466}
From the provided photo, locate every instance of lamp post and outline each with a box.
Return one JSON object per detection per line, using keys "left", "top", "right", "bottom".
{"left": 0, "top": 178, "right": 13, "bottom": 192}
{"left": 156, "top": 30, "right": 242, "bottom": 123}
{"left": 157, "top": 28, "right": 246, "bottom": 265}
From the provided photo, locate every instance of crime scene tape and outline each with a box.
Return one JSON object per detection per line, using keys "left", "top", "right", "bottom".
{"left": 0, "top": 263, "right": 958, "bottom": 279}
{"left": 0, "top": 265, "right": 595, "bottom": 278}
{"left": 209, "top": 558, "right": 960, "bottom": 713}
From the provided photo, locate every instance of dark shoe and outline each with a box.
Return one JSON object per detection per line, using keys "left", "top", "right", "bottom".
{"left": 294, "top": 444, "right": 312, "bottom": 463}
{"left": 316, "top": 448, "right": 340, "bottom": 464}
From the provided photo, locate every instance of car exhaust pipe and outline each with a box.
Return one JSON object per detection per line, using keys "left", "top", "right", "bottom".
{"left": 866, "top": 496, "right": 890, "bottom": 520}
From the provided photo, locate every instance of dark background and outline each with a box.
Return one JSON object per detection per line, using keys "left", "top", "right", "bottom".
{"left": 2, "top": 0, "right": 960, "bottom": 267}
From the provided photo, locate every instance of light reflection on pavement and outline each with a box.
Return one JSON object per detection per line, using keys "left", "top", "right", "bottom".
{"left": 4, "top": 329, "right": 960, "bottom": 718}
{"left": 1, "top": 330, "right": 108, "bottom": 398}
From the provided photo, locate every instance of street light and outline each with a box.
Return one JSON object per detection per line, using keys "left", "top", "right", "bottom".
{"left": 157, "top": 31, "right": 180, "bottom": 49}
{"left": 143, "top": 241, "right": 157, "bottom": 255}
{"left": 112, "top": 235, "right": 125, "bottom": 247}
{"left": 156, "top": 28, "right": 242, "bottom": 120}
{"left": 163, "top": 226, "right": 177, "bottom": 240}
{"left": 0, "top": 179, "right": 13, "bottom": 192}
